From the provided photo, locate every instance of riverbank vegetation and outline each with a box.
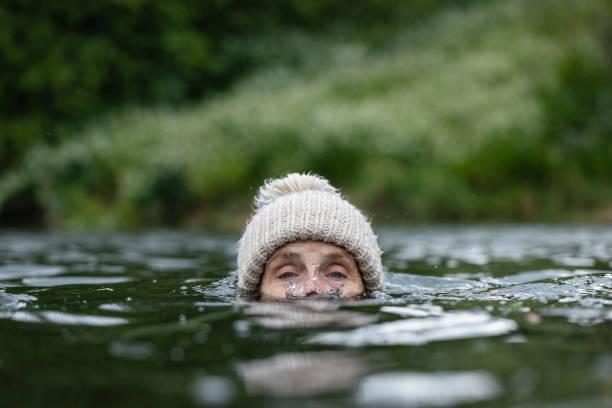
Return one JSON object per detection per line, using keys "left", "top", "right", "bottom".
{"left": 1, "top": 0, "right": 611, "bottom": 229}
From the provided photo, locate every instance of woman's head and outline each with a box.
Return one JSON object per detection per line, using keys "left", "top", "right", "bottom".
{"left": 236, "top": 173, "right": 383, "bottom": 298}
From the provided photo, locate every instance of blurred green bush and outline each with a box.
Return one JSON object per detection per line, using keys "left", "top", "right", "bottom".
{"left": 0, "top": 0, "right": 465, "bottom": 172}
{"left": 0, "top": 0, "right": 610, "bottom": 228}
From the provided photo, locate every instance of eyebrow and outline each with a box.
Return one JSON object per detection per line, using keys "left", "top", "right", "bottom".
{"left": 267, "top": 251, "right": 352, "bottom": 266}
{"left": 267, "top": 251, "right": 300, "bottom": 265}
{"left": 322, "top": 253, "right": 352, "bottom": 263}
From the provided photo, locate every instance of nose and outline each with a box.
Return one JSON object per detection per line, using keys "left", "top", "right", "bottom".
{"left": 300, "top": 269, "right": 325, "bottom": 296}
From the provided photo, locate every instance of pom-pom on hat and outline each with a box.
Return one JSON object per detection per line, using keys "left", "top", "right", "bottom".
{"left": 237, "top": 173, "right": 384, "bottom": 292}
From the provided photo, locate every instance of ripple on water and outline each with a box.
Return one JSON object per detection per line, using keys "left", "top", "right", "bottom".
{"left": 486, "top": 269, "right": 575, "bottom": 285}
{"left": 22, "top": 276, "right": 132, "bottom": 287}
{"left": 552, "top": 255, "right": 596, "bottom": 268}
{"left": 108, "top": 341, "right": 154, "bottom": 359}
{"left": 98, "top": 303, "right": 132, "bottom": 312}
{"left": 482, "top": 274, "right": 612, "bottom": 305}
{"left": 47, "top": 250, "right": 97, "bottom": 263}
{"left": 308, "top": 310, "right": 517, "bottom": 346}
{"left": 486, "top": 268, "right": 606, "bottom": 286}
{"left": 0, "top": 310, "right": 128, "bottom": 326}
{"left": 0, "top": 228, "right": 610, "bottom": 405}
{"left": 384, "top": 273, "right": 488, "bottom": 295}
{"left": 0, "top": 264, "right": 66, "bottom": 281}
{"left": 543, "top": 307, "right": 612, "bottom": 326}
{"left": 196, "top": 275, "right": 239, "bottom": 302}
{"left": 379, "top": 225, "right": 612, "bottom": 267}
{"left": 191, "top": 376, "right": 235, "bottom": 406}
{"left": 380, "top": 304, "right": 444, "bottom": 317}
{"left": 146, "top": 257, "right": 199, "bottom": 271}
{"left": 0, "top": 291, "right": 36, "bottom": 310}
{"left": 355, "top": 371, "right": 501, "bottom": 407}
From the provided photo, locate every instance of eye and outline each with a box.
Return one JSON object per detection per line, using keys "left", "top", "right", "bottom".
{"left": 277, "top": 266, "right": 298, "bottom": 279}
{"left": 329, "top": 271, "right": 344, "bottom": 279}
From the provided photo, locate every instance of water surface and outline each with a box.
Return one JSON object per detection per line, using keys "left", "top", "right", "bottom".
{"left": 1, "top": 225, "right": 611, "bottom": 407}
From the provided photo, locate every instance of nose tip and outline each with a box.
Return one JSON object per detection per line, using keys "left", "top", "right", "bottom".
{"left": 301, "top": 275, "right": 324, "bottom": 295}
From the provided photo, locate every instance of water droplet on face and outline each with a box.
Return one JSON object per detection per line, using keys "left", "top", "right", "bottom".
{"left": 285, "top": 281, "right": 299, "bottom": 297}
{"left": 284, "top": 273, "right": 347, "bottom": 299}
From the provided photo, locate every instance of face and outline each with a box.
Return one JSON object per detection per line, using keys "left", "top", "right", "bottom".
{"left": 260, "top": 241, "right": 365, "bottom": 299}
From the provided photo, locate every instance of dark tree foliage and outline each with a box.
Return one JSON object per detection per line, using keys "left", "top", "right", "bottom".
{"left": 0, "top": 0, "right": 462, "bottom": 171}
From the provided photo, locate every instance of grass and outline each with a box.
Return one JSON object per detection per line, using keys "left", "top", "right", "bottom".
{"left": 1, "top": 0, "right": 611, "bottom": 229}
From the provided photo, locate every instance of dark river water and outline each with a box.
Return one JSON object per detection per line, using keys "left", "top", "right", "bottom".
{"left": 1, "top": 225, "right": 611, "bottom": 407}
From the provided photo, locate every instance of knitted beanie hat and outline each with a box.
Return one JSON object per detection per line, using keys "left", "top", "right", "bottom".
{"left": 237, "top": 173, "right": 384, "bottom": 292}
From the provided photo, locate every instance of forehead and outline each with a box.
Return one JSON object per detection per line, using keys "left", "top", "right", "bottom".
{"left": 268, "top": 241, "right": 355, "bottom": 261}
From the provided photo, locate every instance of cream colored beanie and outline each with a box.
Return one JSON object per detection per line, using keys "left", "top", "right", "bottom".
{"left": 237, "top": 173, "right": 384, "bottom": 292}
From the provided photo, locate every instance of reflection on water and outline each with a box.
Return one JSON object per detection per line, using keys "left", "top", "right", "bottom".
{"left": 0, "top": 264, "right": 66, "bottom": 279}
{"left": 191, "top": 376, "right": 235, "bottom": 406}
{"left": 0, "top": 226, "right": 610, "bottom": 407}
{"left": 108, "top": 340, "right": 155, "bottom": 359}
{"left": 0, "top": 290, "right": 35, "bottom": 309}
{"left": 543, "top": 307, "right": 612, "bottom": 326}
{"left": 385, "top": 272, "right": 488, "bottom": 295}
{"left": 241, "top": 300, "right": 377, "bottom": 329}
{"left": 356, "top": 371, "right": 501, "bottom": 407}
{"left": 0, "top": 310, "right": 129, "bottom": 326}
{"left": 22, "top": 276, "right": 132, "bottom": 287}
{"left": 380, "top": 304, "right": 444, "bottom": 317}
{"left": 309, "top": 309, "right": 517, "bottom": 346}
{"left": 237, "top": 352, "right": 367, "bottom": 396}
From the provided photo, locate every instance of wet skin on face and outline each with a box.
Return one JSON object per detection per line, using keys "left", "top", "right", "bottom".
{"left": 260, "top": 241, "right": 365, "bottom": 299}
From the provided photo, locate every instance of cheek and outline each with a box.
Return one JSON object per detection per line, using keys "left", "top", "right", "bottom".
{"left": 260, "top": 270, "right": 292, "bottom": 298}
{"left": 260, "top": 280, "right": 289, "bottom": 299}
{"left": 343, "top": 272, "right": 365, "bottom": 292}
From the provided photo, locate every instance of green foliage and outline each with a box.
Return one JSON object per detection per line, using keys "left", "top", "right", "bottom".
{"left": 0, "top": 0, "right": 462, "bottom": 171}
{"left": 1, "top": 0, "right": 611, "bottom": 228}
{"left": 540, "top": 51, "right": 612, "bottom": 180}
